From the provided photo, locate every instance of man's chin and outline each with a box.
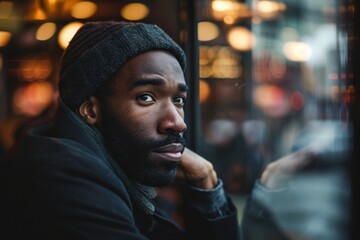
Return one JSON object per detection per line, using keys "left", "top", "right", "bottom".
{"left": 133, "top": 168, "right": 177, "bottom": 187}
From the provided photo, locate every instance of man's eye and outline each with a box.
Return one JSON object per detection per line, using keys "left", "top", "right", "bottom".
{"left": 137, "top": 94, "right": 155, "bottom": 102}
{"left": 174, "top": 96, "right": 186, "bottom": 106}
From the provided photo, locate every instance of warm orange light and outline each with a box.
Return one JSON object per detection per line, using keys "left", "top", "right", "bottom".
{"left": 283, "top": 41, "right": 312, "bottom": 62}
{"left": 223, "top": 15, "right": 235, "bottom": 24}
{"left": 256, "top": 1, "right": 286, "bottom": 19}
{"left": 0, "top": 1, "right": 13, "bottom": 19}
{"left": 0, "top": 31, "right": 12, "bottom": 47}
{"left": 258, "top": 1, "right": 280, "bottom": 13}
{"left": 120, "top": 3, "right": 149, "bottom": 21}
{"left": 199, "top": 45, "right": 241, "bottom": 79}
{"left": 198, "top": 21, "right": 220, "bottom": 41}
{"left": 212, "top": 1, "right": 250, "bottom": 23}
{"left": 20, "top": 58, "right": 52, "bottom": 81}
{"left": 253, "top": 85, "right": 289, "bottom": 117}
{"left": 58, "top": 22, "right": 83, "bottom": 49}
{"left": 227, "top": 27, "right": 256, "bottom": 51}
{"left": 200, "top": 65, "right": 213, "bottom": 78}
{"left": 212, "top": 58, "right": 241, "bottom": 78}
{"left": 199, "top": 80, "right": 211, "bottom": 103}
{"left": 71, "top": 1, "right": 98, "bottom": 19}
{"left": 32, "top": 7, "right": 47, "bottom": 20}
{"left": 36, "top": 22, "right": 56, "bottom": 41}
{"left": 13, "top": 82, "right": 54, "bottom": 116}
{"left": 212, "top": 0, "right": 234, "bottom": 12}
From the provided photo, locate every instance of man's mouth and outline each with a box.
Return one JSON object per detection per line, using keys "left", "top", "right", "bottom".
{"left": 152, "top": 143, "right": 184, "bottom": 162}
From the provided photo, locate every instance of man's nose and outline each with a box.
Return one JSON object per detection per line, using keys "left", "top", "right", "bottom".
{"left": 158, "top": 102, "right": 187, "bottom": 134}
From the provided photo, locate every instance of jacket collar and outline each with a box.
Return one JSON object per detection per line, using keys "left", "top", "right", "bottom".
{"left": 51, "top": 100, "right": 157, "bottom": 215}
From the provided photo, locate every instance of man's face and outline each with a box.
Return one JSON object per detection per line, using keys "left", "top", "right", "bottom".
{"left": 99, "top": 50, "right": 188, "bottom": 186}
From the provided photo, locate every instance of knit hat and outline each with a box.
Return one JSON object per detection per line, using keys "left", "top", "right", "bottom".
{"left": 58, "top": 21, "right": 187, "bottom": 111}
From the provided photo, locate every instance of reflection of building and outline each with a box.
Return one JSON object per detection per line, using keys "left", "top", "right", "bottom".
{"left": 196, "top": 0, "right": 354, "bottom": 188}
{"left": 196, "top": 0, "right": 354, "bottom": 239}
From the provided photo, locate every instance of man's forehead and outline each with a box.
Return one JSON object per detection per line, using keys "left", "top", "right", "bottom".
{"left": 128, "top": 51, "right": 182, "bottom": 69}
{"left": 112, "top": 51, "right": 186, "bottom": 92}
{"left": 129, "top": 77, "right": 188, "bottom": 92}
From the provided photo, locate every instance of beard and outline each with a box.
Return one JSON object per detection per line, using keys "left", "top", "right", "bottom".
{"left": 99, "top": 108, "right": 186, "bottom": 187}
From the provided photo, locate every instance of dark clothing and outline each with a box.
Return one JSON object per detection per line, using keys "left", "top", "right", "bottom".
{"left": 0, "top": 103, "right": 240, "bottom": 240}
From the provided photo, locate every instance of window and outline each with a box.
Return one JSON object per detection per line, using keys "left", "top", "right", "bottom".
{"left": 183, "top": 0, "right": 354, "bottom": 239}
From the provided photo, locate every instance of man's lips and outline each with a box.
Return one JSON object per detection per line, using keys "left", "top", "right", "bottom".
{"left": 152, "top": 143, "right": 184, "bottom": 162}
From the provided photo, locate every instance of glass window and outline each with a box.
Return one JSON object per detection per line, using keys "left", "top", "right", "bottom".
{"left": 194, "top": 0, "right": 353, "bottom": 239}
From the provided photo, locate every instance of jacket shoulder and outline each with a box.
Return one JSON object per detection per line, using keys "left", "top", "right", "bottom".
{"left": 0, "top": 129, "right": 148, "bottom": 239}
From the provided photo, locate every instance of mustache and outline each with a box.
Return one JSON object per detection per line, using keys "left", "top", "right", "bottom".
{"left": 149, "top": 134, "right": 186, "bottom": 150}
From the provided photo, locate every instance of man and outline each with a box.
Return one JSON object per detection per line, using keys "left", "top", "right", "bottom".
{"left": 0, "top": 21, "right": 310, "bottom": 240}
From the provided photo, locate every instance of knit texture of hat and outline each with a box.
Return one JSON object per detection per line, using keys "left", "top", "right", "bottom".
{"left": 58, "top": 21, "right": 187, "bottom": 111}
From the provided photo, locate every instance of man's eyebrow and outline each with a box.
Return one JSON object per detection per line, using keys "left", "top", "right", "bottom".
{"left": 130, "top": 78, "right": 189, "bottom": 92}
{"left": 130, "top": 78, "right": 164, "bottom": 89}
{"left": 179, "top": 83, "right": 189, "bottom": 92}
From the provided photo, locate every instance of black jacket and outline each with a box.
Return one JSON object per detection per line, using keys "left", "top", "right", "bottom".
{"left": 0, "top": 103, "right": 241, "bottom": 240}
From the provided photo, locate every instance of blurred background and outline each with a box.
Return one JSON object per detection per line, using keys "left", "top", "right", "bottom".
{"left": 0, "top": 0, "right": 358, "bottom": 239}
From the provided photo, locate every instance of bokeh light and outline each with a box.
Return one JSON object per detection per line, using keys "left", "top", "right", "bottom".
{"left": 13, "top": 82, "right": 54, "bottom": 116}
{"left": 199, "top": 45, "right": 241, "bottom": 79}
{"left": 256, "top": 0, "right": 287, "bottom": 19}
{"left": 58, "top": 22, "right": 83, "bottom": 49}
{"left": 199, "top": 80, "right": 211, "bottom": 103}
{"left": 36, "top": 22, "right": 57, "bottom": 41}
{"left": 283, "top": 41, "right": 312, "bottom": 62}
{"left": 198, "top": 21, "right": 220, "bottom": 41}
{"left": 223, "top": 15, "right": 235, "bottom": 24}
{"left": 253, "top": 85, "right": 289, "bottom": 117}
{"left": 211, "top": 1, "right": 250, "bottom": 23}
{"left": 227, "top": 27, "right": 256, "bottom": 51}
{"left": 0, "top": 31, "right": 12, "bottom": 47}
{"left": 120, "top": 3, "right": 149, "bottom": 21}
{"left": 257, "top": 1, "right": 283, "bottom": 13}
{"left": 19, "top": 58, "right": 52, "bottom": 81}
{"left": 71, "top": 1, "right": 98, "bottom": 19}
{"left": 212, "top": 0, "right": 234, "bottom": 12}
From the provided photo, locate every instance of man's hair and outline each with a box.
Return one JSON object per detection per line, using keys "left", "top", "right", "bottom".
{"left": 58, "top": 21, "right": 187, "bottom": 111}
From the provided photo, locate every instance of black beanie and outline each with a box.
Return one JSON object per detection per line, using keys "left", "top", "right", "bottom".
{"left": 58, "top": 21, "right": 187, "bottom": 111}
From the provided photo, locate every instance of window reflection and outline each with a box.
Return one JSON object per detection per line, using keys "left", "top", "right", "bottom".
{"left": 198, "top": 0, "right": 352, "bottom": 238}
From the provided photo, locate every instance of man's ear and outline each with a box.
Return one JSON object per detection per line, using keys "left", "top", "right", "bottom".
{"left": 78, "top": 96, "right": 101, "bottom": 125}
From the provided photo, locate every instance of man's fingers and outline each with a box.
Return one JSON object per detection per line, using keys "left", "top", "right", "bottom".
{"left": 176, "top": 147, "right": 217, "bottom": 189}
{"left": 261, "top": 150, "right": 314, "bottom": 189}
{"left": 277, "top": 150, "right": 314, "bottom": 174}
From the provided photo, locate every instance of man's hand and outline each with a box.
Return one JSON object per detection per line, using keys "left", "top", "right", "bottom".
{"left": 176, "top": 147, "right": 218, "bottom": 190}
{"left": 260, "top": 150, "right": 313, "bottom": 189}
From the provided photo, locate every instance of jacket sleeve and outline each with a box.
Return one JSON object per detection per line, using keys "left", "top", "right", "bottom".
{"left": 182, "top": 180, "right": 240, "bottom": 240}
{"left": 240, "top": 181, "right": 290, "bottom": 240}
{"left": 33, "top": 148, "right": 149, "bottom": 240}
{"left": 181, "top": 179, "right": 292, "bottom": 240}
